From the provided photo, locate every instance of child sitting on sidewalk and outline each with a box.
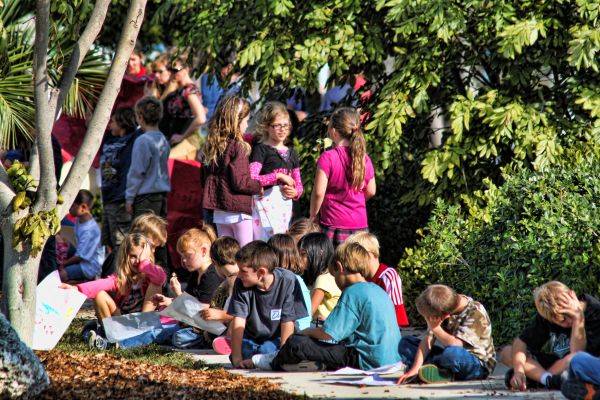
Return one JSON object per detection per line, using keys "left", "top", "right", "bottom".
{"left": 60, "top": 190, "right": 105, "bottom": 282}
{"left": 561, "top": 351, "right": 600, "bottom": 400}
{"left": 397, "top": 284, "right": 495, "bottom": 384}
{"left": 500, "top": 281, "right": 600, "bottom": 391}
{"left": 346, "top": 232, "right": 409, "bottom": 327}
{"left": 252, "top": 241, "right": 401, "bottom": 371}
{"left": 227, "top": 240, "right": 308, "bottom": 368}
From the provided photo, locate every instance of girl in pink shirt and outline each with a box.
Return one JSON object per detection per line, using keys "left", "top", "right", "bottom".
{"left": 309, "top": 107, "right": 376, "bottom": 246}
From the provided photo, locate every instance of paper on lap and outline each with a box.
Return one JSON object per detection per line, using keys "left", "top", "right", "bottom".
{"left": 320, "top": 375, "right": 397, "bottom": 386}
{"left": 159, "top": 292, "right": 227, "bottom": 335}
{"left": 33, "top": 271, "right": 86, "bottom": 350}
{"left": 103, "top": 312, "right": 162, "bottom": 343}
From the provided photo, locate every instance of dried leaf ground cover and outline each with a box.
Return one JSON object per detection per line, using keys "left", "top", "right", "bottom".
{"left": 34, "top": 318, "right": 300, "bottom": 400}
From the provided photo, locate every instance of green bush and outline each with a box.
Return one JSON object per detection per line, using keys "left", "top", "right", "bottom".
{"left": 399, "top": 150, "right": 600, "bottom": 344}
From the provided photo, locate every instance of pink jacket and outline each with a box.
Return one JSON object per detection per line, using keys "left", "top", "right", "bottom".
{"left": 76, "top": 260, "right": 166, "bottom": 307}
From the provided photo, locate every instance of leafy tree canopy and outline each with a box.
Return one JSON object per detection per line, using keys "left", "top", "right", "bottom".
{"left": 173, "top": 0, "right": 600, "bottom": 206}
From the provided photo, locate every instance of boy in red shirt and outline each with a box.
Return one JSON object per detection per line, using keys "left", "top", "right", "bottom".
{"left": 346, "top": 232, "right": 409, "bottom": 327}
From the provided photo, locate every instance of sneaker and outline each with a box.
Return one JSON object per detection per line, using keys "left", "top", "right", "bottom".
{"left": 251, "top": 351, "right": 278, "bottom": 370}
{"left": 504, "top": 368, "right": 543, "bottom": 390}
{"left": 88, "top": 330, "right": 116, "bottom": 350}
{"left": 281, "top": 360, "right": 327, "bottom": 372}
{"left": 212, "top": 336, "right": 232, "bottom": 355}
{"left": 418, "top": 364, "right": 453, "bottom": 384}
{"left": 545, "top": 372, "right": 565, "bottom": 390}
{"left": 561, "top": 378, "right": 600, "bottom": 400}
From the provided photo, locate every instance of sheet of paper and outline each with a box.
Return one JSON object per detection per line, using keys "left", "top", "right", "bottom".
{"left": 330, "top": 361, "right": 406, "bottom": 376}
{"left": 33, "top": 271, "right": 87, "bottom": 350}
{"left": 103, "top": 312, "right": 162, "bottom": 343}
{"left": 159, "top": 292, "right": 227, "bottom": 335}
{"left": 321, "top": 375, "right": 398, "bottom": 386}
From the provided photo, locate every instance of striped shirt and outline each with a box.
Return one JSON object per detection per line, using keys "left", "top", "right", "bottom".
{"left": 369, "top": 263, "right": 409, "bottom": 327}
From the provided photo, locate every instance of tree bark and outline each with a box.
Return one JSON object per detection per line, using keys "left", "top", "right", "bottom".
{"left": 2, "top": 0, "right": 147, "bottom": 345}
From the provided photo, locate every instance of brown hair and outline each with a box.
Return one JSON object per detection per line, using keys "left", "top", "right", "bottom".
{"left": 148, "top": 55, "right": 178, "bottom": 100}
{"left": 329, "top": 107, "right": 366, "bottom": 190}
{"left": 73, "top": 189, "right": 94, "bottom": 207}
{"left": 255, "top": 101, "right": 291, "bottom": 143}
{"left": 135, "top": 96, "right": 163, "bottom": 125}
{"left": 176, "top": 225, "right": 217, "bottom": 253}
{"left": 112, "top": 107, "right": 137, "bottom": 133}
{"left": 235, "top": 240, "right": 278, "bottom": 272}
{"left": 116, "top": 233, "right": 154, "bottom": 295}
{"left": 130, "top": 213, "right": 167, "bottom": 247}
{"left": 534, "top": 281, "right": 572, "bottom": 323}
{"left": 346, "top": 231, "right": 380, "bottom": 258}
{"left": 210, "top": 236, "right": 240, "bottom": 266}
{"left": 287, "top": 217, "right": 320, "bottom": 243}
{"left": 203, "top": 96, "right": 251, "bottom": 166}
{"left": 330, "top": 241, "right": 370, "bottom": 278}
{"left": 267, "top": 234, "right": 303, "bottom": 274}
{"left": 415, "top": 284, "right": 459, "bottom": 318}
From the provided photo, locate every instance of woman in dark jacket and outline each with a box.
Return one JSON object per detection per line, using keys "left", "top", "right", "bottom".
{"left": 201, "top": 96, "right": 261, "bottom": 246}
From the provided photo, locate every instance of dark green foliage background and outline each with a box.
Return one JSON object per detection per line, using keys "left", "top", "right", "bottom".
{"left": 399, "top": 147, "right": 600, "bottom": 344}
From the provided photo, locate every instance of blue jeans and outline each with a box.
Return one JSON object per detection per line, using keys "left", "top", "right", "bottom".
{"left": 118, "top": 324, "right": 180, "bottom": 349}
{"left": 240, "top": 337, "right": 281, "bottom": 360}
{"left": 171, "top": 327, "right": 211, "bottom": 349}
{"left": 399, "top": 335, "right": 488, "bottom": 380}
{"left": 569, "top": 352, "right": 600, "bottom": 385}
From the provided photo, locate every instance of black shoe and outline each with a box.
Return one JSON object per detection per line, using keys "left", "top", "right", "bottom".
{"left": 561, "top": 378, "right": 600, "bottom": 400}
{"left": 545, "top": 372, "right": 565, "bottom": 390}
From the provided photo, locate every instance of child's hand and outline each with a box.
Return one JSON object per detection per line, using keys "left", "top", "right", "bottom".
{"left": 557, "top": 291, "right": 584, "bottom": 320}
{"left": 170, "top": 274, "right": 182, "bottom": 296}
{"left": 281, "top": 185, "right": 298, "bottom": 199}
{"left": 200, "top": 308, "right": 224, "bottom": 321}
{"left": 139, "top": 242, "right": 153, "bottom": 262}
{"left": 397, "top": 367, "right": 419, "bottom": 384}
{"left": 510, "top": 370, "right": 527, "bottom": 391}
{"left": 59, "top": 283, "right": 77, "bottom": 291}
{"left": 237, "top": 359, "right": 256, "bottom": 369}
{"left": 152, "top": 293, "right": 172, "bottom": 308}
{"left": 425, "top": 315, "right": 446, "bottom": 330}
{"left": 276, "top": 173, "right": 295, "bottom": 187}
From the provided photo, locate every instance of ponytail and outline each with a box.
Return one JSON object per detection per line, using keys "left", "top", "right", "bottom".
{"left": 330, "top": 107, "right": 366, "bottom": 190}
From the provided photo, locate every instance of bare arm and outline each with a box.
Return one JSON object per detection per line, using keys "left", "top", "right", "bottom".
{"left": 182, "top": 93, "right": 206, "bottom": 138}
{"left": 397, "top": 335, "right": 434, "bottom": 383}
{"left": 299, "top": 327, "right": 333, "bottom": 341}
{"left": 280, "top": 321, "right": 295, "bottom": 345}
{"left": 311, "top": 289, "right": 325, "bottom": 316}
{"left": 509, "top": 337, "right": 529, "bottom": 390}
{"left": 142, "top": 283, "right": 162, "bottom": 312}
{"left": 364, "top": 177, "right": 376, "bottom": 200}
{"left": 309, "top": 168, "right": 328, "bottom": 221}
{"left": 230, "top": 317, "right": 247, "bottom": 367}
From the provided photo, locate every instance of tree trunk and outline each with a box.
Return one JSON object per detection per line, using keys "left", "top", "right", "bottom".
{"left": 1, "top": 217, "right": 42, "bottom": 345}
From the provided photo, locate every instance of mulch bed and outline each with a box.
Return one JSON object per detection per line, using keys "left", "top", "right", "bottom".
{"left": 36, "top": 351, "right": 298, "bottom": 400}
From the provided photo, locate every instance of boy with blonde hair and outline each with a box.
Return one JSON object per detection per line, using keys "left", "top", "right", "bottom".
{"left": 397, "top": 284, "right": 495, "bottom": 384}
{"left": 500, "top": 281, "right": 600, "bottom": 391}
{"left": 252, "top": 241, "right": 401, "bottom": 371}
{"left": 346, "top": 232, "right": 409, "bottom": 326}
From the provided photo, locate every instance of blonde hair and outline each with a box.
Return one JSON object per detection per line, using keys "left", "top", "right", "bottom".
{"left": 330, "top": 241, "right": 370, "bottom": 278}
{"left": 287, "top": 217, "right": 320, "bottom": 243}
{"left": 130, "top": 213, "right": 167, "bottom": 247}
{"left": 534, "top": 281, "right": 572, "bottom": 323}
{"left": 203, "top": 96, "right": 251, "bottom": 166}
{"left": 415, "top": 284, "right": 459, "bottom": 318}
{"left": 148, "top": 55, "right": 178, "bottom": 100}
{"left": 255, "top": 101, "right": 290, "bottom": 143}
{"left": 176, "top": 224, "right": 217, "bottom": 253}
{"left": 346, "top": 231, "right": 380, "bottom": 258}
{"left": 116, "top": 233, "right": 154, "bottom": 295}
{"left": 330, "top": 107, "right": 366, "bottom": 190}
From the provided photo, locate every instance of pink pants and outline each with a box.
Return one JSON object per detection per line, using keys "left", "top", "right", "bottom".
{"left": 216, "top": 219, "right": 254, "bottom": 247}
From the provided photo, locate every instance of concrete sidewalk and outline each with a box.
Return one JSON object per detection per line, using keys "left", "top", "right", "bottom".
{"left": 184, "top": 349, "right": 567, "bottom": 399}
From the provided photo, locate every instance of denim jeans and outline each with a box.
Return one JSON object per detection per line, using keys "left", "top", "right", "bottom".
{"left": 399, "top": 335, "right": 488, "bottom": 380}
{"left": 118, "top": 323, "right": 180, "bottom": 349}
{"left": 240, "top": 337, "right": 281, "bottom": 360}
{"left": 569, "top": 352, "right": 600, "bottom": 385}
{"left": 171, "top": 327, "right": 211, "bottom": 349}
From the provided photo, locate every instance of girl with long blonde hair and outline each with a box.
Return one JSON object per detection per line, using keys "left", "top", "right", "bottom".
{"left": 201, "top": 96, "right": 262, "bottom": 246}
{"left": 309, "top": 107, "right": 376, "bottom": 247}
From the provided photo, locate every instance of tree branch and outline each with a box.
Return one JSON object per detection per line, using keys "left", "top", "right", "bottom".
{"left": 54, "top": 0, "right": 112, "bottom": 116}
{"left": 59, "top": 0, "right": 147, "bottom": 217}
{"left": 33, "top": 0, "right": 58, "bottom": 212}
{"left": 0, "top": 167, "right": 15, "bottom": 213}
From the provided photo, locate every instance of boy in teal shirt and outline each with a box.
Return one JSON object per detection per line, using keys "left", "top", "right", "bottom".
{"left": 252, "top": 241, "right": 402, "bottom": 371}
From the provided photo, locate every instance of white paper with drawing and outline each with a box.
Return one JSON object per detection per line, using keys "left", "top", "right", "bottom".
{"left": 159, "top": 292, "right": 227, "bottom": 335}
{"left": 33, "top": 271, "right": 86, "bottom": 350}
{"left": 103, "top": 312, "right": 162, "bottom": 343}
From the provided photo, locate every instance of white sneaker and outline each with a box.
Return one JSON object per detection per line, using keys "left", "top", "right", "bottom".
{"left": 251, "top": 351, "right": 279, "bottom": 370}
